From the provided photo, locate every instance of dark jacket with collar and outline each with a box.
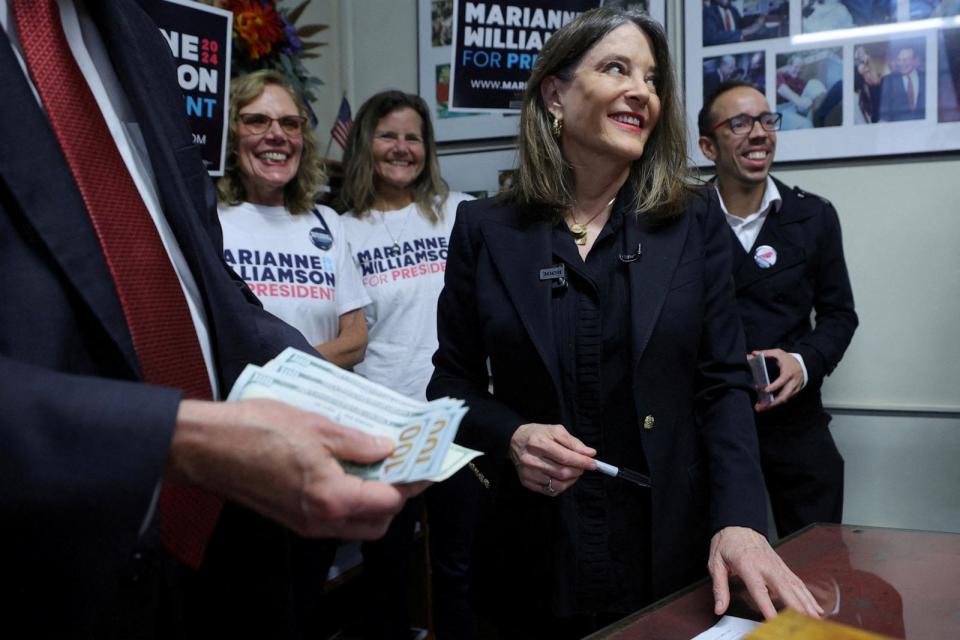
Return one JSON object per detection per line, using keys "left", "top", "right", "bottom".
{"left": 714, "top": 176, "right": 858, "bottom": 422}
{"left": 0, "top": 2, "right": 310, "bottom": 635}
{"left": 427, "top": 188, "right": 768, "bottom": 612}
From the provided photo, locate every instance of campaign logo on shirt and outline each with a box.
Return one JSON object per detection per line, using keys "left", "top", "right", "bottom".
{"left": 309, "top": 227, "right": 333, "bottom": 251}
{"left": 223, "top": 248, "right": 336, "bottom": 300}
{"left": 355, "top": 236, "right": 449, "bottom": 287}
{"left": 754, "top": 245, "right": 777, "bottom": 269}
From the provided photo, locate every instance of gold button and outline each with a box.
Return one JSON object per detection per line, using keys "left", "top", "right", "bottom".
{"left": 643, "top": 415, "right": 655, "bottom": 430}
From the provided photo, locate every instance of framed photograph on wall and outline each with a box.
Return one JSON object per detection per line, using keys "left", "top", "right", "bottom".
{"left": 417, "top": 0, "right": 667, "bottom": 142}
{"left": 686, "top": 2, "right": 960, "bottom": 164}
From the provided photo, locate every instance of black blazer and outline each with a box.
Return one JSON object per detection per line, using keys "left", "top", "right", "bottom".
{"left": 0, "top": 2, "right": 310, "bottom": 633}
{"left": 428, "top": 190, "right": 768, "bottom": 602}
{"left": 721, "top": 177, "right": 858, "bottom": 421}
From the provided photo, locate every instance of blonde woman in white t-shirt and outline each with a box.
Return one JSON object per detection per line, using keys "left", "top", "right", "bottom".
{"left": 340, "top": 90, "right": 478, "bottom": 640}
{"left": 216, "top": 71, "right": 369, "bottom": 369}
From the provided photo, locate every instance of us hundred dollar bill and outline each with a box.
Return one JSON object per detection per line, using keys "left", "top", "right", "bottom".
{"left": 227, "top": 348, "right": 479, "bottom": 483}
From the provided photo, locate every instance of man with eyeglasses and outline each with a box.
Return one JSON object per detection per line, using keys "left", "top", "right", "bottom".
{"left": 697, "top": 81, "right": 858, "bottom": 539}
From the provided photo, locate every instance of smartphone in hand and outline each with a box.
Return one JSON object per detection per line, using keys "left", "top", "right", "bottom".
{"left": 749, "top": 355, "right": 774, "bottom": 407}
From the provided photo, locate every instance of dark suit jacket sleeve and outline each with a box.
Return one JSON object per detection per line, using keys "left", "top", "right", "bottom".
{"left": 791, "top": 202, "right": 858, "bottom": 389}
{"left": 0, "top": 357, "right": 178, "bottom": 528}
{"left": 877, "top": 74, "right": 894, "bottom": 121}
{"left": 427, "top": 201, "right": 527, "bottom": 459}
{"left": 0, "top": 355, "right": 182, "bottom": 624}
{"left": 693, "top": 199, "right": 769, "bottom": 534}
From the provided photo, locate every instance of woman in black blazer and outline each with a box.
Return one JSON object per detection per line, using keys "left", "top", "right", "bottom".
{"left": 427, "top": 8, "right": 822, "bottom": 639}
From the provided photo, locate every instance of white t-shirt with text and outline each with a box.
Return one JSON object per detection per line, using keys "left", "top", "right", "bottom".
{"left": 219, "top": 202, "right": 370, "bottom": 347}
{"left": 342, "top": 193, "right": 472, "bottom": 400}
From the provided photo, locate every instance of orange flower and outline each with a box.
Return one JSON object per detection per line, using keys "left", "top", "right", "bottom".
{"left": 227, "top": 0, "right": 284, "bottom": 60}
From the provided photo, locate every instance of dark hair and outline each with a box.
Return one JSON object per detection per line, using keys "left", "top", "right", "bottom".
{"left": 216, "top": 70, "right": 325, "bottom": 214}
{"left": 511, "top": 7, "right": 689, "bottom": 223}
{"left": 697, "top": 80, "right": 763, "bottom": 136}
{"left": 340, "top": 90, "right": 448, "bottom": 222}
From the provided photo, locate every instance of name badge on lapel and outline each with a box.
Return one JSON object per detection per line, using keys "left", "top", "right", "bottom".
{"left": 753, "top": 245, "right": 777, "bottom": 269}
{"left": 539, "top": 264, "right": 567, "bottom": 289}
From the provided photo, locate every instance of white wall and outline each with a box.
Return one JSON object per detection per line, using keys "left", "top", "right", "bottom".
{"left": 831, "top": 411, "right": 960, "bottom": 534}
{"left": 775, "top": 158, "right": 960, "bottom": 413}
{"left": 288, "top": 0, "right": 344, "bottom": 157}
{"left": 775, "top": 159, "right": 960, "bottom": 534}
{"left": 343, "top": 0, "right": 419, "bottom": 104}
{"left": 296, "top": 0, "right": 419, "bottom": 161}
{"left": 306, "top": 0, "right": 960, "bottom": 533}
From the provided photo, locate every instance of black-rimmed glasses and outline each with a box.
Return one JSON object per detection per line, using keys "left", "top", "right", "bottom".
{"left": 237, "top": 112, "right": 308, "bottom": 135}
{"left": 709, "top": 112, "right": 782, "bottom": 136}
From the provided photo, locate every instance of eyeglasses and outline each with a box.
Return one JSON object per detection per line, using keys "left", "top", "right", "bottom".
{"left": 709, "top": 112, "right": 782, "bottom": 136}
{"left": 237, "top": 112, "right": 308, "bottom": 135}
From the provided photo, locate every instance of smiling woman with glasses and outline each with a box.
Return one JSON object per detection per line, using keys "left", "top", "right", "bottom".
{"left": 218, "top": 71, "right": 324, "bottom": 212}
{"left": 236, "top": 112, "right": 309, "bottom": 136}
{"left": 215, "top": 69, "right": 370, "bottom": 369}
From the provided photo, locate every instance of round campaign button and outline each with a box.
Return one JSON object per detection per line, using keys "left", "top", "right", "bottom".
{"left": 754, "top": 245, "right": 777, "bottom": 269}
{"left": 309, "top": 227, "right": 333, "bottom": 251}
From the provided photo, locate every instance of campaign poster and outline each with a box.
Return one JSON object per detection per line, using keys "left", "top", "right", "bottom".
{"left": 449, "top": 0, "right": 600, "bottom": 113}
{"left": 147, "top": 0, "right": 232, "bottom": 176}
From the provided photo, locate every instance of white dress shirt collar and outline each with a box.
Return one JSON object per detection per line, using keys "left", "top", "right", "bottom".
{"left": 715, "top": 176, "right": 782, "bottom": 253}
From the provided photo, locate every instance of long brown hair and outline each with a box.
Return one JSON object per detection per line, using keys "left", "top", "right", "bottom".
{"left": 511, "top": 7, "right": 690, "bottom": 222}
{"left": 339, "top": 91, "right": 448, "bottom": 223}
{"left": 216, "top": 70, "right": 325, "bottom": 214}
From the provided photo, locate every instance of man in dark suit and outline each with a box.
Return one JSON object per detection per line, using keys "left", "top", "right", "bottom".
{"left": 1, "top": 2, "right": 416, "bottom": 637}
{"left": 878, "top": 45, "right": 926, "bottom": 121}
{"left": 704, "top": 0, "right": 763, "bottom": 46}
{"left": 698, "top": 81, "right": 858, "bottom": 538}
{"left": 705, "top": 55, "right": 737, "bottom": 101}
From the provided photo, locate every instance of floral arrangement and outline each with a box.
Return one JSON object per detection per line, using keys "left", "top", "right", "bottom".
{"left": 219, "top": 0, "right": 326, "bottom": 103}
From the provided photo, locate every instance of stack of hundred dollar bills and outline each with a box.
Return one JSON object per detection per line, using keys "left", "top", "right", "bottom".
{"left": 227, "top": 347, "right": 481, "bottom": 483}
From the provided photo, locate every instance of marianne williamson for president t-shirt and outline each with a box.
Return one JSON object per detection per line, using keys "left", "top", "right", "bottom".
{"left": 219, "top": 202, "right": 369, "bottom": 347}
{"left": 342, "top": 193, "right": 472, "bottom": 401}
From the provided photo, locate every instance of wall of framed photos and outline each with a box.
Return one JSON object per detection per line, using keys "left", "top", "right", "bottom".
{"left": 686, "top": 2, "right": 960, "bottom": 164}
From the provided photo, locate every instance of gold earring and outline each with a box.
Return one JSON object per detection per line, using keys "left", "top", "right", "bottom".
{"left": 551, "top": 114, "right": 563, "bottom": 139}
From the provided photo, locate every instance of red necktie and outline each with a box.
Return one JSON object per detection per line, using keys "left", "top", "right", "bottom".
{"left": 722, "top": 8, "right": 734, "bottom": 31}
{"left": 12, "top": 0, "right": 222, "bottom": 569}
{"left": 905, "top": 73, "right": 916, "bottom": 111}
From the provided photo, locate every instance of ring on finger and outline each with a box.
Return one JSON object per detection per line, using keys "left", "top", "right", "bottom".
{"left": 543, "top": 478, "right": 556, "bottom": 494}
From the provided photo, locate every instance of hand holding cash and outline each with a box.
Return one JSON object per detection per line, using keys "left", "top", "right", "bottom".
{"left": 227, "top": 347, "right": 482, "bottom": 484}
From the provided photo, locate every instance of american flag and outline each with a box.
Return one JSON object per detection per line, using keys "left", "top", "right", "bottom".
{"left": 330, "top": 96, "right": 353, "bottom": 149}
